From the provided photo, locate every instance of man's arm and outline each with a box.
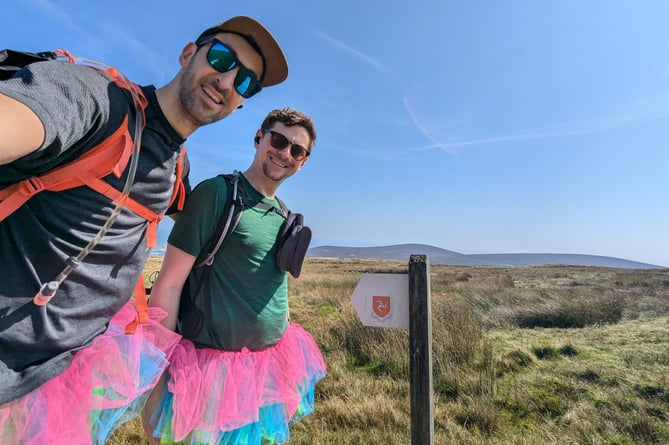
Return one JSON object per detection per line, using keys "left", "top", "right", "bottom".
{"left": 0, "top": 92, "right": 45, "bottom": 164}
{"left": 148, "top": 244, "right": 197, "bottom": 331}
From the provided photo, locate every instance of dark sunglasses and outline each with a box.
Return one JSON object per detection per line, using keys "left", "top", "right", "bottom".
{"left": 263, "top": 129, "right": 311, "bottom": 161}
{"left": 198, "top": 37, "right": 262, "bottom": 99}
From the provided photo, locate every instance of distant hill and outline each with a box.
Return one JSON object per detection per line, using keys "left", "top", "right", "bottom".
{"left": 307, "top": 244, "right": 665, "bottom": 269}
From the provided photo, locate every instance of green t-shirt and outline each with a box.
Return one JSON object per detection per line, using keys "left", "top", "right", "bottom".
{"left": 168, "top": 174, "right": 288, "bottom": 351}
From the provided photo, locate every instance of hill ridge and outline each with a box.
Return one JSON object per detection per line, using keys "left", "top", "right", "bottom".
{"left": 307, "top": 243, "right": 665, "bottom": 269}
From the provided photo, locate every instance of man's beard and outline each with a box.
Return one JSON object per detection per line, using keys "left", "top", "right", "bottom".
{"left": 177, "top": 63, "right": 231, "bottom": 127}
{"left": 262, "top": 161, "right": 292, "bottom": 183}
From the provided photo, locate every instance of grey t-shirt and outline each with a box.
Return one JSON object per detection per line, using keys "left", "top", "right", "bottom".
{"left": 0, "top": 60, "right": 188, "bottom": 404}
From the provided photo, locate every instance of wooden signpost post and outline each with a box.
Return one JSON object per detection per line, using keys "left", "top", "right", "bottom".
{"left": 408, "top": 254, "right": 433, "bottom": 444}
{"left": 351, "top": 254, "right": 434, "bottom": 445}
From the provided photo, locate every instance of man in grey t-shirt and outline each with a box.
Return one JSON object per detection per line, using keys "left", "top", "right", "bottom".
{"left": 0, "top": 15, "right": 288, "bottom": 441}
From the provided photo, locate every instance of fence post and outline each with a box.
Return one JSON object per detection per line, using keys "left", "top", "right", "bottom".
{"left": 409, "top": 254, "right": 434, "bottom": 444}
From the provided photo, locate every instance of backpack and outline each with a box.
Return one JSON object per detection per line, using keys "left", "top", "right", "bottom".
{"left": 0, "top": 49, "right": 187, "bottom": 331}
{"left": 0, "top": 49, "right": 187, "bottom": 245}
{"left": 176, "top": 171, "right": 312, "bottom": 339}
{"left": 0, "top": 49, "right": 58, "bottom": 80}
{"left": 195, "top": 171, "right": 311, "bottom": 275}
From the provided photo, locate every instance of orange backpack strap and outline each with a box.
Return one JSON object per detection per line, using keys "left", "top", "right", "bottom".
{"left": 80, "top": 173, "right": 164, "bottom": 247}
{"left": 0, "top": 114, "right": 134, "bottom": 221}
{"left": 125, "top": 275, "right": 150, "bottom": 334}
{"left": 0, "top": 60, "right": 168, "bottom": 247}
{"left": 105, "top": 66, "right": 148, "bottom": 128}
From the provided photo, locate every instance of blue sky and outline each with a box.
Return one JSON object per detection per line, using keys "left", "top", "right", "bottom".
{"left": 4, "top": 0, "right": 669, "bottom": 267}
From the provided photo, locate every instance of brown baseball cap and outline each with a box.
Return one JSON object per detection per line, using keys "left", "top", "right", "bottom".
{"left": 195, "top": 16, "right": 288, "bottom": 87}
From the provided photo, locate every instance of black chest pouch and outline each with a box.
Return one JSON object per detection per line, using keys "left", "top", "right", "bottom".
{"left": 276, "top": 212, "right": 311, "bottom": 278}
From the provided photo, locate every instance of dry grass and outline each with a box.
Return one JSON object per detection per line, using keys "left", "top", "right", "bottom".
{"left": 110, "top": 258, "right": 669, "bottom": 444}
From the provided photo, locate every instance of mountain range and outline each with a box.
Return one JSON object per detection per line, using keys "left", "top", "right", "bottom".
{"left": 306, "top": 244, "right": 665, "bottom": 269}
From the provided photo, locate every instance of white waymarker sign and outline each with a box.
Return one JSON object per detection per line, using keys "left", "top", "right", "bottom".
{"left": 351, "top": 273, "right": 409, "bottom": 329}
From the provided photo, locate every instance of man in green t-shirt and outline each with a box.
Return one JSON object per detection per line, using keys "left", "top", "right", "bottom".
{"left": 143, "top": 107, "right": 327, "bottom": 445}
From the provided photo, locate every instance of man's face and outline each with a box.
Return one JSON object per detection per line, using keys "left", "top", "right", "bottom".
{"left": 177, "top": 33, "right": 263, "bottom": 128}
{"left": 255, "top": 122, "right": 311, "bottom": 183}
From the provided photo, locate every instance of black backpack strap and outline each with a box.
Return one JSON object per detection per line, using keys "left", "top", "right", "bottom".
{"left": 272, "top": 196, "right": 289, "bottom": 219}
{"left": 194, "top": 171, "right": 243, "bottom": 268}
{"left": 194, "top": 172, "right": 289, "bottom": 270}
{"left": 249, "top": 199, "right": 289, "bottom": 219}
{"left": 0, "top": 49, "right": 58, "bottom": 80}
{"left": 177, "top": 172, "right": 241, "bottom": 337}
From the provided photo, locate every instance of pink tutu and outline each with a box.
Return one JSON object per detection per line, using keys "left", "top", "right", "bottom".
{"left": 147, "top": 323, "right": 327, "bottom": 444}
{"left": 0, "top": 298, "right": 181, "bottom": 445}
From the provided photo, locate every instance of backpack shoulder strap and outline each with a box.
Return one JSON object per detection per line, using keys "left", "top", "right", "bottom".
{"left": 194, "top": 171, "right": 243, "bottom": 268}
{"left": 0, "top": 112, "right": 135, "bottom": 219}
{"left": 249, "top": 195, "right": 289, "bottom": 219}
{"left": 194, "top": 172, "right": 291, "bottom": 268}
{"left": 273, "top": 196, "right": 290, "bottom": 219}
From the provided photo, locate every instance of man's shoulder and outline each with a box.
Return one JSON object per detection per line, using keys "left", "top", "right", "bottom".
{"left": 191, "top": 175, "right": 231, "bottom": 201}
{"left": 24, "top": 60, "right": 114, "bottom": 85}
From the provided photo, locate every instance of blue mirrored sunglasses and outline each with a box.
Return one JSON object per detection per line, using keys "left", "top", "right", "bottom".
{"left": 198, "top": 37, "right": 262, "bottom": 99}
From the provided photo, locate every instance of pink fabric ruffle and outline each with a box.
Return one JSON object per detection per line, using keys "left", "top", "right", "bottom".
{"left": 156, "top": 323, "right": 326, "bottom": 442}
{"left": 0, "top": 298, "right": 181, "bottom": 445}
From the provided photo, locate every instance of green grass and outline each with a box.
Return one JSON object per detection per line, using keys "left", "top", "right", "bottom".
{"left": 111, "top": 258, "right": 669, "bottom": 444}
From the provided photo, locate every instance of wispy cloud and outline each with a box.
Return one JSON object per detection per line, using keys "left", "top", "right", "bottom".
{"left": 351, "top": 143, "right": 438, "bottom": 161}
{"left": 22, "top": 0, "right": 109, "bottom": 56}
{"left": 94, "top": 21, "right": 170, "bottom": 79}
{"left": 403, "top": 91, "right": 669, "bottom": 155}
{"left": 344, "top": 89, "right": 669, "bottom": 162}
{"left": 403, "top": 97, "right": 459, "bottom": 155}
{"left": 22, "top": 0, "right": 170, "bottom": 80}
{"left": 310, "top": 27, "right": 393, "bottom": 74}
{"left": 24, "top": 0, "right": 76, "bottom": 26}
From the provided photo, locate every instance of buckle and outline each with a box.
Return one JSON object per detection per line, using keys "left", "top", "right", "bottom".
{"left": 18, "top": 177, "right": 45, "bottom": 196}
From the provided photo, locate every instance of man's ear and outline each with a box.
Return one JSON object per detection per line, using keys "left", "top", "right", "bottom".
{"left": 179, "top": 42, "right": 197, "bottom": 67}
{"left": 254, "top": 130, "right": 262, "bottom": 145}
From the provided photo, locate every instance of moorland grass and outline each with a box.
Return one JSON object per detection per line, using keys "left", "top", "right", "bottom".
{"left": 110, "top": 258, "right": 669, "bottom": 444}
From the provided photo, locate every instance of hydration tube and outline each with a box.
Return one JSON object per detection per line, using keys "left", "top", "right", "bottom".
{"left": 33, "top": 51, "right": 144, "bottom": 306}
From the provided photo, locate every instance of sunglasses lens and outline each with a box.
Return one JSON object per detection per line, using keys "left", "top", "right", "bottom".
{"left": 207, "top": 43, "right": 237, "bottom": 73}
{"left": 290, "top": 145, "right": 309, "bottom": 161}
{"left": 270, "top": 131, "right": 290, "bottom": 149}
{"left": 207, "top": 41, "right": 262, "bottom": 99}
{"left": 234, "top": 69, "right": 262, "bottom": 99}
